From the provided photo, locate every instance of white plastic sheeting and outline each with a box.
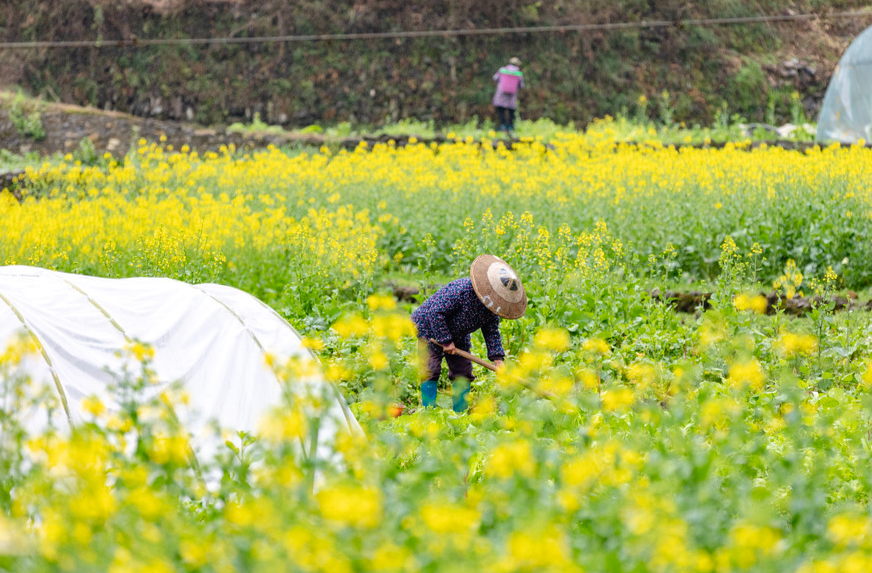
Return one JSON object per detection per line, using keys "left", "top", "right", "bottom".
{"left": 817, "top": 25, "right": 872, "bottom": 144}
{"left": 0, "top": 265, "right": 361, "bottom": 464}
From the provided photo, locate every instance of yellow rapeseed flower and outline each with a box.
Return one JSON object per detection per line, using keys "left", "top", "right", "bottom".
{"left": 578, "top": 368, "right": 600, "bottom": 390}
{"left": 317, "top": 485, "right": 382, "bottom": 529}
{"left": 827, "top": 514, "right": 872, "bottom": 547}
{"left": 627, "top": 362, "right": 657, "bottom": 388}
{"left": 367, "top": 293, "right": 397, "bottom": 311}
{"left": 126, "top": 340, "right": 155, "bottom": 362}
{"left": 332, "top": 314, "right": 370, "bottom": 338}
{"left": 369, "top": 543, "right": 415, "bottom": 572}
{"left": 485, "top": 440, "right": 536, "bottom": 479}
{"left": 149, "top": 433, "right": 190, "bottom": 466}
{"left": 470, "top": 395, "right": 496, "bottom": 422}
{"left": 727, "top": 359, "right": 766, "bottom": 391}
{"left": 728, "top": 522, "right": 782, "bottom": 567}
{"left": 301, "top": 336, "right": 325, "bottom": 351}
{"left": 81, "top": 395, "right": 105, "bottom": 418}
{"left": 258, "top": 408, "right": 305, "bottom": 442}
{"left": 368, "top": 350, "right": 389, "bottom": 370}
{"left": 601, "top": 387, "right": 635, "bottom": 412}
{"left": 532, "top": 327, "right": 570, "bottom": 352}
{"left": 501, "top": 526, "right": 577, "bottom": 572}
{"left": 733, "top": 293, "right": 767, "bottom": 314}
{"left": 775, "top": 332, "right": 818, "bottom": 357}
{"left": 582, "top": 337, "right": 610, "bottom": 355}
{"left": 420, "top": 502, "right": 480, "bottom": 534}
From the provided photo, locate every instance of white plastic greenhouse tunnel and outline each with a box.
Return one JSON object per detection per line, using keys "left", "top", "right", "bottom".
{"left": 816, "top": 25, "right": 872, "bottom": 144}
{"left": 0, "top": 265, "right": 362, "bottom": 469}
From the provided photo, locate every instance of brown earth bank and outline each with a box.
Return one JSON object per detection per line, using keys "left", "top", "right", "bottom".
{"left": 1, "top": 1, "right": 870, "bottom": 127}
{"left": 648, "top": 289, "right": 868, "bottom": 316}
{"left": 389, "top": 282, "right": 872, "bottom": 317}
{"left": 0, "top": 102, "right": 337, "bottom": 158}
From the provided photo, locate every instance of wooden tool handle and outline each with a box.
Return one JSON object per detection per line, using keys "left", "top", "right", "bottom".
{"left": 428, "top": 339, "right": 557, "bottom": 400}
{"left": 429, "top": 338, "right": 497, "bottom": 372}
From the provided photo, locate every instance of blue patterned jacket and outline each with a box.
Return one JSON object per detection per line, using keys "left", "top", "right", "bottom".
{"left": 411, "top": 278, "right": 505, "bottom": 361}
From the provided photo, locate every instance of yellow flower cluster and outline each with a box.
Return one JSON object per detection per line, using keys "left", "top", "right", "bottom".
{"left": 1, "top": 145, "right": 379, "bottom": 289}
{"left": 486, "top": 440, "right": 536, "bottom": 479}
{"left": 317, "top": 485, "right": 383, "bottom": 529}
{"left": 774, "top": 259, "right": 804, "bottom": 299}
{"left": 4, "top": 134, "right": 870, "bottom": 306}
{"left": 727, "top": 358, "right": 766, "bottom": 391}
{"left": 733, "top": 293, "right": 767, "bottom": 314}
{"left": 775, "top": 331, "right": 818, "bottom": 357}
{"left": 582, "top": 338, "right": 610, "bottom": 355}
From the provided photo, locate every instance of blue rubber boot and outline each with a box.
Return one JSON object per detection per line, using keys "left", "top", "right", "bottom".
{"left": 452, "top": 379, "right": 470, "bottom": 413}
{"left": 421, "top": 380, "right": 438, "bottom": 409}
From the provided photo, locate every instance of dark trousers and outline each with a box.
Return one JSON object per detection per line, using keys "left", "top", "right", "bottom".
{"left": 418, "top": 339, "right": 475, "bottom": 382}
{"left": 495, "top": 107, "right": 515, "bottom": 130}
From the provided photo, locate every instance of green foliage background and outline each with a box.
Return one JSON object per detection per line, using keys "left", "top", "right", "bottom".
{"left": 0, "top": 0, "right": 868, "bottom": 126}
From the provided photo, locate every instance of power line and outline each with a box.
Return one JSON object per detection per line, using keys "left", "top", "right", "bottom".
{"left": 0, "top": 10, "right": 870, "bottom": 49}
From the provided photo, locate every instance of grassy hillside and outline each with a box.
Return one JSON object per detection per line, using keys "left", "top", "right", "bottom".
{"left": 0, "top": 0, "right": 869, "bottom": 128}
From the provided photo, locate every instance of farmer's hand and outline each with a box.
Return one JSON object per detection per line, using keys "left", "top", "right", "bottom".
{"left": 494, "top": 359, "right": 505, "bottom": 370}
{"left": 442, "top": 342, "right": 457, "bottom": 355}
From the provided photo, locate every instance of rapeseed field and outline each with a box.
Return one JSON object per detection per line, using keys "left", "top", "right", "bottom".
{"left": 2, "top": 133, "right": 872, "bottom": 572}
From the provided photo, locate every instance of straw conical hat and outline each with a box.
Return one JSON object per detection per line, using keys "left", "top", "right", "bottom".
{"left": 470, "top": 254, "right": 527, "bottom": 319}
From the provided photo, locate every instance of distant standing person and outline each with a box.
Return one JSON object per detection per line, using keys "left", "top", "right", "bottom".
{"left": 492, "top": 57, "right": 524, "bottom": 135}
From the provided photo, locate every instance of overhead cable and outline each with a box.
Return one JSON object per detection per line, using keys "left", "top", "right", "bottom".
{"left": 0, "top": 10, "right": 870, "bottom": 50}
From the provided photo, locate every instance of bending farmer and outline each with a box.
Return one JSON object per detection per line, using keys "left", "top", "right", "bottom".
{"left": 492, "top": 57, "right": 525, "bottom": 134}
{"left": 411, "top": 254, "right": 527, "bottom": 412}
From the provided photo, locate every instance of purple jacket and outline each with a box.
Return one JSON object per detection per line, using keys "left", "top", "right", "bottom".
{"left": 411, "top": 278, "right": 505, "bottom": 361}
